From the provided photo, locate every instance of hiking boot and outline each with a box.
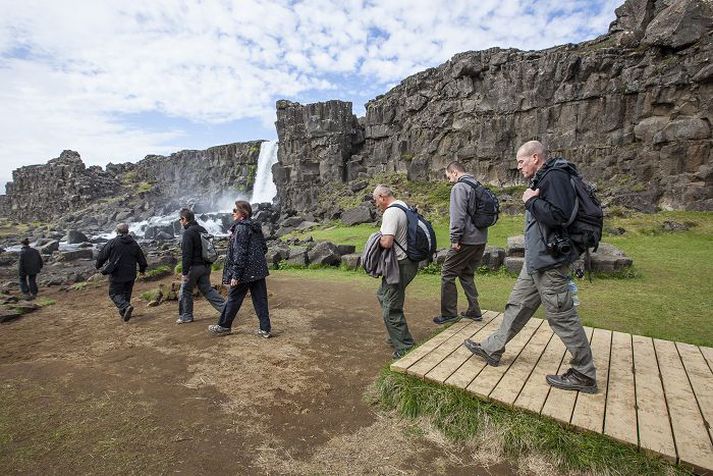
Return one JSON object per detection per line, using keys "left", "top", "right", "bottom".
{"left": 546, "top": 368, "right": 597, "bottom": 394}
{"left": 392, "top": 347, "right": 412, "bottom": 360}
{"left": 208, "top": 324, "right": 231, "bottom": 336}
{"left": 256, "top": 329, "right": 271, "bottom": 339}
{"left": 432, "top": 315, "right": 461, "bottom": 325}
{"left": 122, "top": 305, "right": 134, "bottom": 322}
{"left": 176, "top": 317, "right": 193, "bottom": 324}
{"left": 463, "top": 339, "right": 500, "bottom": 366}
{"left": 460, "top": 311, "right": 483, "bottom": 321}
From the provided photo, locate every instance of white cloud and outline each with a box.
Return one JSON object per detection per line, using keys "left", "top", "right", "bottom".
{"left": 0, "top": 0, "right": 619, "bottom": 179}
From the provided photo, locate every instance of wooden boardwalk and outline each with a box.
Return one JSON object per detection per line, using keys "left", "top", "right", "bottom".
{"left": 391, "top": 312, "right": 713, "bottom": 473}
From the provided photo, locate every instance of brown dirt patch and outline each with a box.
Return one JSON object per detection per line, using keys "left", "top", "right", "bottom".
{"left": 0, "top": 272, "right": 514, "bottom": 475}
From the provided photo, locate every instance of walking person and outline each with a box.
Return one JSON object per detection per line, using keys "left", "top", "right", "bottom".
{"left": 463, "top": 141, "right": 597, "bottom": 393}
{"left": 18, "top": 238, "right": 43, "bottom": 300}
{"left": 433, "top": 161, "right": 488, "bottom": 325}
{"left": 208, "top": 201, "right": 271, "bottom": 337}
{"left": 95, "top": 223, "right": 147, "bottom": 322}
{"left": 177, "top": 208, "right": 225, "bottom": 323}
{"left": 372, "top": 184, "right": 419, "bottom": 359}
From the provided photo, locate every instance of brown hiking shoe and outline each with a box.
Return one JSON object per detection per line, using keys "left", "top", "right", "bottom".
{"left": 546, "top": 368, "right": 597, "bottom": 394}
{"left": 463, "top": 339, "right": 500, "bottom": 366}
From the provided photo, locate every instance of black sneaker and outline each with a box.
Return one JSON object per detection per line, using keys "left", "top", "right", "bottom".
{"left": 463, "top": 339, "right": 500, "bottom": 366}
{"left": 546, "top": 368, "right": 597, "bottom": 394}
{"left": 460, "top": 311, "right": 483, "bottom": 321}
{"left": 122, "top": 305, "right": 134, "bottom": 322}
{"left": 433, "top": 315, "right": 461, "bottom": 325}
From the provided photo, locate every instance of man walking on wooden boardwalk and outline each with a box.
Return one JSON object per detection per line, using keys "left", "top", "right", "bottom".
{"left": 464, "top": 141, "right": 597, "bottom": 393}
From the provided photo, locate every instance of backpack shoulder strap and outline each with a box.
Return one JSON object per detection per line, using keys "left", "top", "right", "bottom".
{"left": 384, "top": 203, "right": 409, "bottom": 253}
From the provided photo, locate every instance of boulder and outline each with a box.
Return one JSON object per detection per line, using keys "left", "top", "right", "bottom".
{"left": 65, "top": 230, "right": 89, "bottom": 244}
{"left": 642, "top": 0, "right": 713, "bottom": 50}
{"left": 266, "top": 242, "right": 290, "bottom": 266}
{"left": 341, "top": 206, "right": 373, "bottom": 226}
{"left": 285, "top": 246, "right": 308, "bottom": 267}
{"left": 340, "top": 253, "right": 362, "bottom": 270}
{"left": 57, "top": 249, "right": 94, "bottom": 261}
{"left": 504, "top": 257, "right": 524, "bottom": 275}
{"left": 144, "top": 225, "right": 175, "bottom": 240}
{"left": 481, "top": 247, "right": 506, "bottom": 271}
{"left": 506, "top": 236, "right": 525, "bottom": 257}
{"left": 307, "top": 241, "right": 341, "bottom": 266}
{"left": 336, "top": 244, "right": 356, "bottom": 256}
{"left": 154, "top": 231, "right": 174, "bottom": 241}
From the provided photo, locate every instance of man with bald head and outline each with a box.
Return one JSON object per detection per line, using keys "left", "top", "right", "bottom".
{"left": 96, "top": 223, "right": 147, "bottom": 322}
{"left": 463, "top": 140, "right": 597, "bottom": 393}
{"left": 372, "top": 184, "right": 419, "bottom": 359}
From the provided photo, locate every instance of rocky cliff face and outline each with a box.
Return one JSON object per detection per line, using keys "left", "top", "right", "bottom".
{"left": 275, "top": 0, "right": 713, "bottom": 215}
{"left": 4, "top": 142, "right": 262, "bottom": 224}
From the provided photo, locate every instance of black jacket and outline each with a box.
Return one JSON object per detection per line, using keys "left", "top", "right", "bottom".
{"left": 181, "top": 221, "right": 208, "bottom": 275}
{"left": 523, "top": 158, "right": 581, "bottom": 272}
{"left": 222, "top": 218, "right": 269, "bottom": 284}
{"left": 19, "top": 245, "right": 43, "bottom": 276}
{"left": 96, "top": 234, "right": 148, "bottom": 283}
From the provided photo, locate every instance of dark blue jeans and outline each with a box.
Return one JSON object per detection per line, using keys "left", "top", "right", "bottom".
{"left": 218, "top": 278, "right": 270, "bottom": 332}
{"left": 19, "top": 274, "right": 38, "bottom": 296}
{"left": 109, "top": 280, "right": 134, "bottom": 315}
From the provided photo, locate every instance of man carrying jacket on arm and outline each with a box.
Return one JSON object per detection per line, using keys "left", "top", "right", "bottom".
{"left": 463, "top": 140, "right": 597, "bottom": 393}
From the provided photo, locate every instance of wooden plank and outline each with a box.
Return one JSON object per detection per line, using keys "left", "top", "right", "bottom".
{"left": 489, "top": 322, "right": 554, "bottom": 406}
{"left": 571, "top": 328, "right": 612, "bottom": 434}
{"left": 541, "top": 326, "right": 595, "bottom": 425}
{"left": 407, "top": 320, "right": 481, "bottom": 377}
{"left": 603, "top": 331, "right": 637, "bottom": 447}
{"left": 632, "top": 335, "right": 676, "bottom": 462}
{"left": 442, "top": 313, "right": 507, "bottom": 390}
{"left": 675, "top": 342, "right": 713, "bottom": 458}
{"left": 466, "top": 319, "right": 544, "bottom": 399}
{"left": 425, "top": 311, "right": 502, "bottom": 384}
{"left": 515, "top": 328, "right": 567, "bottom": 414}
{"left": 655, "top": 338, "right": 713, "bottom": 473}
{"left": 390, "top": 319, "right": 471, "bottom": 373}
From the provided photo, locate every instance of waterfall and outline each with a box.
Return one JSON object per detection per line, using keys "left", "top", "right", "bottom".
{"left": 250, "top": 141, "right": 278, "bottom": 204}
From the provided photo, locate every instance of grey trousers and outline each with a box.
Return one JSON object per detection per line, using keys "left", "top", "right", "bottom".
{"left": 480, "top": 263, "right": 596, "bottom": 381}
{"left": 441, "top": 243, "right": 486, "bottom": 317}
{"left": 377, "top": 258, "right": 419, "bottom": 353}
{"left": 179, "top": 265, "right": 225, "bottom": 320}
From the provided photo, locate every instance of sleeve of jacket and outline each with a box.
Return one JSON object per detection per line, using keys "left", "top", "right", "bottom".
{"left": 181, "top": 230, "right": 194, "bottom": 276}
{"left": 38, "top": 251, "right": 44, "bottom": 270}
{"left": 96, "top": 241, "right": 111, "bottom": 269}
{"left": 449, "top": 183, "right": 469, "bottom": 244}
{"left": 230, "top": 224, "right": 251, "bottom": 280}
{"left": 525, "top": 170, "right": 576, "bottom": 228}
{"left": 18, "top": 251, "right": 25, "bottom": 274}
{"left": 136, "top": 244, "right": 148, "bottom": 273}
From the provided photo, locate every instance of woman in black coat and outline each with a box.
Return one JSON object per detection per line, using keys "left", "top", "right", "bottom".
{"left": 208, "top": 200, "right": 271, "bottom": 337}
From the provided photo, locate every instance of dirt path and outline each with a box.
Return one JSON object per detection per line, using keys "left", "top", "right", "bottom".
{"left": 0, "top": 273, "right": 514, "bottom": 475}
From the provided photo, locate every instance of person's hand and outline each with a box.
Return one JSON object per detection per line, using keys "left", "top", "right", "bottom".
{"left": 230, "top": 278, "right": 239, "bottom": 287}
{"left": 181, "top": 275, "right": 189, "bottom": 283}
{"left": 451, "top": 242, "right": 461, "bottom": 251}
{"left": 522, "top": 188, "right": 540, "bottom": 203}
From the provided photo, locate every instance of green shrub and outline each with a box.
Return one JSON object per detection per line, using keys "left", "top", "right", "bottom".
{"left": 143, "top": 265, "right": 172, "bottom": 280}
{"left": 140, "top": 289, "right": 161, "bottom": 302}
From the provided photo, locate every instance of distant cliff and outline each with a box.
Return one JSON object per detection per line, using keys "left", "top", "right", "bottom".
{"left": 274, "top": 0, "right": 713, "bottom": 215}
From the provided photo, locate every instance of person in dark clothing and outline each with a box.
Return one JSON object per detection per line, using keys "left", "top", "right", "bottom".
{"left": 95, "top": 223, "right": 148, "bottom": 322}
{"left": 18, "top": 238, "right": 43, "bottom": 299}
{"left": 208, "top": 201, "right": 271, "bottom": 337}
{"left": 177, "top": 208, "right": 225, "bottom": 324}
{"left": 463, "top": 140, "right": 597, "bottom": 393}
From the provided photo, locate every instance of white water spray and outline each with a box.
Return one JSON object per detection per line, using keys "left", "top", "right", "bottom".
{"left": 250, "top": 141, "right": 278, "bottom": 204}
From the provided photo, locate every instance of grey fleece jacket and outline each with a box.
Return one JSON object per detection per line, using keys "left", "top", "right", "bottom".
{"left": 449, "top": 174, "right": 488, "bottom": 246}
{"left": 362, "top": 232, "right": 400, "bottom": 284}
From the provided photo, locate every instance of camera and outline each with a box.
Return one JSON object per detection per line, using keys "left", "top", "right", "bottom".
{"left": 546, "top": 235, "right": 572, "bottom": 256}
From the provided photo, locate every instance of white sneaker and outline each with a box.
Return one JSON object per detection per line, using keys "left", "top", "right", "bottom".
{"left": 256, "top": 329, "right": 271, "bottom": 339}
{"left": 208, "top": 324, "right": 231, "bottom": 335}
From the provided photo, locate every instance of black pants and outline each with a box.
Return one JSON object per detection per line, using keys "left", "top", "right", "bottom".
{"left": 218, "top": 278, "right": 270, "bottom": 332}
{"left": 109, "top": 280, "right": 135, "bottom": 315}
{"left": 19, "top": 274, "right": 38, "bottom": 296}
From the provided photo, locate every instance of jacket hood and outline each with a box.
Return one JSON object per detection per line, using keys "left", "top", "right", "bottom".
{"left": 229, "top": 218, "right": 261, "bottom": 233}
{"left": 118, "top": 234, "right": 135, "bottom": 244}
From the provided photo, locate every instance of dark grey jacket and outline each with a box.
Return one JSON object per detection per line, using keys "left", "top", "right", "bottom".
{"left": 222, "top": 218, "right": 269, "bottom": 284}
{"left": 449, "top": 175, "right": 488, "bottom": 246}
{"left": 181, "top": 221, "right": 208, "bottom": 275}
{"left": 96, "top": 234, "right": 148, "bottom": 283}
{"left": 524, "top": 159, "right": 581, "bottom": 273}
{"left": 19, "top": 245, "right": 43, "bottom": 276}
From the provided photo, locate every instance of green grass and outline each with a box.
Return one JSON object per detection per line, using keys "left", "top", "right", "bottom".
{"left": 142, "top": 265, "right": 172, "bottom": 280}
{"left": 140, "top": 288, "right": 162, "bottom": 302}
{"left": 276, "top": 211, "right": 713, "bottom": 346}
{"left": 375, "top": 369, "right": 688, "bottom": 475}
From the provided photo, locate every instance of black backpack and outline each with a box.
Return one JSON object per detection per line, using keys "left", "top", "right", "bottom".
{"left": 460, "top": 179, "right": 500, "bottom": 228}
{"left": 386, "top": 203, "right": 437, "bottom": 263}
{"left": 548, "top": 159, "right": 604, "bottom": 254}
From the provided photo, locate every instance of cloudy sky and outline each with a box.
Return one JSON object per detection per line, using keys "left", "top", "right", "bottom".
{"left": 0, "top": 0, "right": 621, "bottom": 193}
